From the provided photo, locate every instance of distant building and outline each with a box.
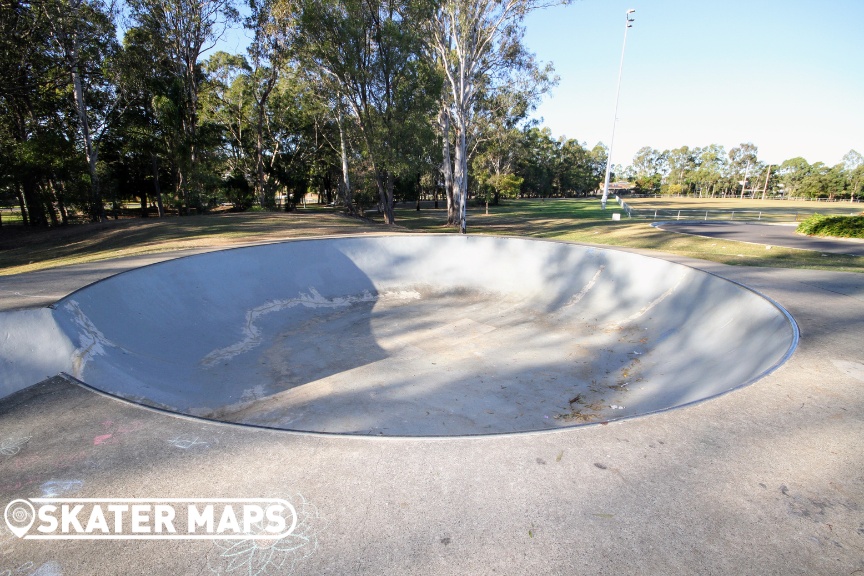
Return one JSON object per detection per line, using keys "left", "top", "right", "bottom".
{"left": 597, "top": 181, "right": 636, "bottom": 195}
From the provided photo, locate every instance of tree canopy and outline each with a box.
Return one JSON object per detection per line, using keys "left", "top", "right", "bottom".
{"left": 1, "top": 0, "right": 859, "bottom": 229}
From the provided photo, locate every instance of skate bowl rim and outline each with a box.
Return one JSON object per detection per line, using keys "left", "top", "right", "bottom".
{"left": 46, "top": 234, "right": 799, "bottom": 438}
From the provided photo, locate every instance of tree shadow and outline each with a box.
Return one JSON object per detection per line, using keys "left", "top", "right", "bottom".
{"left": 47, "top": 236, "right": 796, "bottom": 437}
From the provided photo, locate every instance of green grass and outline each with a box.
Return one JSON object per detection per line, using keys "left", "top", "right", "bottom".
{"left": 0, "top": 211, "right": 378, "bottom": 275}
{"left": 383, "top": 198, "right": 864, "bottom": 274}
{"left": 797, "top": 213, "right": 864, "bottom": 239}
{"left": 2, "top": 197, "right": 863, "bottom": 275}
{"left": 621, "top": 196, "right": 859, "bottom": 222}
{"left": 1, "top": 209, "right": 23, "bottom": 226}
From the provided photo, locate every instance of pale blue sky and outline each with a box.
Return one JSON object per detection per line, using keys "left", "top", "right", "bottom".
{"left": 523, "top": 0, "right": 864, "bottom": 167}
{"left": 213, "top": 0, "right": 863, "bottom": 168}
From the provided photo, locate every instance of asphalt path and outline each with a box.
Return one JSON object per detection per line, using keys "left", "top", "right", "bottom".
{"left": 655, "top": 221, "right": 864, "bottom": 256}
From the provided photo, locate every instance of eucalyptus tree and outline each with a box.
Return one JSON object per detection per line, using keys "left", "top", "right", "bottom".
{"left": 246, "top": 0, "right": 295, "bottom": 207}
{"left": 588, "top": 143, "right": 608, "bottom": 189}
{"left": 727, "top": 142, "right": 759, "bottom": 198}
{"left": 266, "top": 68, "right": 341, "bottom": 210}
{"left": 42, "top": 0, "right": 120, "bottom": 221}
{"left": 289, "top": 0, "right": 439, "bottom": 224}
{"left": 429, "top": 0, "right": 564, "bottom": 232}
{"left": 797, "top": 162, "right": 833, "bottom": 199}
{"left": 693, "top": 144, "right": 725, "bottom": 197}
{"left": 470, "top": 73, "right": 551, "bottom": 206}
{"left": 201, "top": 51, "right": 253, "bottom": 176}
{"left": 472, "top": 124, "right": 521, "bottom": 205}
{"left": 631, "top": 146, "right": 665, "bottom": 193}
{"left": 0, "top": 0, "right": 69, "bottom": 226}
{"left": 666, "top": 145, "right": 696, "bottom": 194}
{"left": 516, "top": 126, "right": 558, "bottom": 196}
{"left": 842, "top": 149, "right": 863, "bottom": 201}
{"left": 776, "top": 157, "right": 810, "bottom": 198}
{"left": 127, "top": 0, "right": 238, "bottom": 213}
{"left": 557, "top": 138, "right": 600, "bottom": 196}
{"left": 112, "top": 24, "right": 191, "bottom": 216}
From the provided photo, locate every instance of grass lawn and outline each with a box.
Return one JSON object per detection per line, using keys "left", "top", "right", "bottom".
{"left": 2, "top": 197, "right": 862, "bottom": 276}
{"left": 384, "top": 197, "right": 864, "bottom": 273}
{"left": 0, "top": 209, "right": 23, "bottom": 226}
{"left": 620, "top": 196, "right": 861, "bottom": 222}
{"left": 0, "top": 211, "right": 381, "bottom": 275}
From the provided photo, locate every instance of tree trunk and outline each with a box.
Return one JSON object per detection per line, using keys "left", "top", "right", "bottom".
{"left": 185, "top": 55, "right": 199, "bottom": 214}
{"left": 337, "top": 107, "right": 354, "bottom": 213}
{"left": 256, "top": 104, "right": 267, "bottom": 208}
{"left": 70, "top": 35, "right": 103, "bottom": 222}
{"left": 42, "top": 183, "right": 59, "bottom": 226}
{"left": 53, "top": 179, "right": 69, "bottom": 225}
{"left": 176, "top": 164, "right": 186, "bottom": 214}
{"left": 453, "top": 120, "right": 468, "bottom": 234}
{"left": 761, "top": 165, "right": 772, "bottom": 201}
{"left": 16, "top": 185, "right": 29, "bottom": 227}
{"left": 255, "top": 72, "right": 276, "bottom": 209}
{"left": 374, "top": 168, "right": 395, "bottom": 225}
{"left": 22, "top": 179, "right": 47, "bottom": 227}
{"left": 439, "top": 107, "right": 456, "bottom": 225}
{"left": 151, "top": 155, "right": 165, "bottom": 217}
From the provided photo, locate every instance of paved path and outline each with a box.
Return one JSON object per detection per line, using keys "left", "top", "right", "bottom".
{"left": 0, "top": 243, "right": 863, "bottom": 575}
{"left": 656, "top": 221, "right": 864, "bottom": 256}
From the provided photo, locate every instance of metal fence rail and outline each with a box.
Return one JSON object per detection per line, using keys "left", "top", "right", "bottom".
{"left": 614, "top": 196, "right": 860, "bottom": 223}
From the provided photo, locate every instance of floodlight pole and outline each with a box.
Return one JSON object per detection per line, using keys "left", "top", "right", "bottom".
{"left": 601, "top": 9, "right": 635, "bottom": 210}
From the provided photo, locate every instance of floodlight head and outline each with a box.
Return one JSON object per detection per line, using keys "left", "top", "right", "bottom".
{"left": 627, "top": 9, "right": 636, "bottom": 13}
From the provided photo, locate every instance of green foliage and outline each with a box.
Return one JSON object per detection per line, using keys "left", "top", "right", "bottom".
{"left": 222, "top": 170, "right": 254, "bottom": 210}
{"left": 664, "top": 183, "right": 688, "bottom": 196}
{"left": 514, "top": 127, "right": 602, "bottom": 198}
{"left": 490, "top": 173, "right": 523, "bottom": 198}
{"left": 2, "top": 0, "right": 861, "bottom": 233}
{"left": 797, "top": 214, "right": 864, "bottom": 239}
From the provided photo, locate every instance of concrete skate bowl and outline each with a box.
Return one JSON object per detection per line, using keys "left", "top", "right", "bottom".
{"left": 43, "top": 235, "right": 796, "bottom": 436}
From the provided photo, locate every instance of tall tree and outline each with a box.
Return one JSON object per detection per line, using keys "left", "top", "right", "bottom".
{"left": 666, "top": 145, "right": 696, "bottom": 194}
{"left": 128, "top": 0, "right": 237, "bottom": 213}
{"left": 246, "top": 0, "right": 289, "bottom": 208}
{"left": 0, "top": 0, "right": 70, "bottom": 226}
{"left": 842, "top": 149, "right": 863, "bottom": 202}
{"left": 728, "top": 142, "right": 759, "bottom": 198}
{"left": 430, "top": 0, "right": 562, "bottom": 233}
{"left": 42, "top": 0, "right": 119, "bottom": 221}
{"left": 776, "top": 157, "right": 810, "bottom": 198}
{"left": 631, "top": 146, "right": 665, "bottom": 193}
{"left": 693, "top": 144, "right": 725, "bottom": 197}
{"left": 291, "top": 0, "right": 438, "bottom": 224}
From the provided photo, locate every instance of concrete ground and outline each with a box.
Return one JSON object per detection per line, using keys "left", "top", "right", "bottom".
{"left": 1, "top": 237, "right": 863, "bottom": 575}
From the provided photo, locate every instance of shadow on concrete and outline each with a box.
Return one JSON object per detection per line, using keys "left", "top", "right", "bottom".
{"left": 0, "top": 236, "right": 794, "bottom": 437}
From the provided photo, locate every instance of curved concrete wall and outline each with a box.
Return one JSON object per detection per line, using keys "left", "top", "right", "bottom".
{"left": 2, "top": 236, "right": 797, "bottom": 434}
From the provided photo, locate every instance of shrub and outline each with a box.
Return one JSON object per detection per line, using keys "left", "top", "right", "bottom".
{"left": 797, "top": 213, "right": 864, "bottom": 239}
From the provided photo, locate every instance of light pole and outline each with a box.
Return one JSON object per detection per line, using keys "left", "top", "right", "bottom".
{"left": 601, "top": 8, "right": 635, "bottom": 210}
